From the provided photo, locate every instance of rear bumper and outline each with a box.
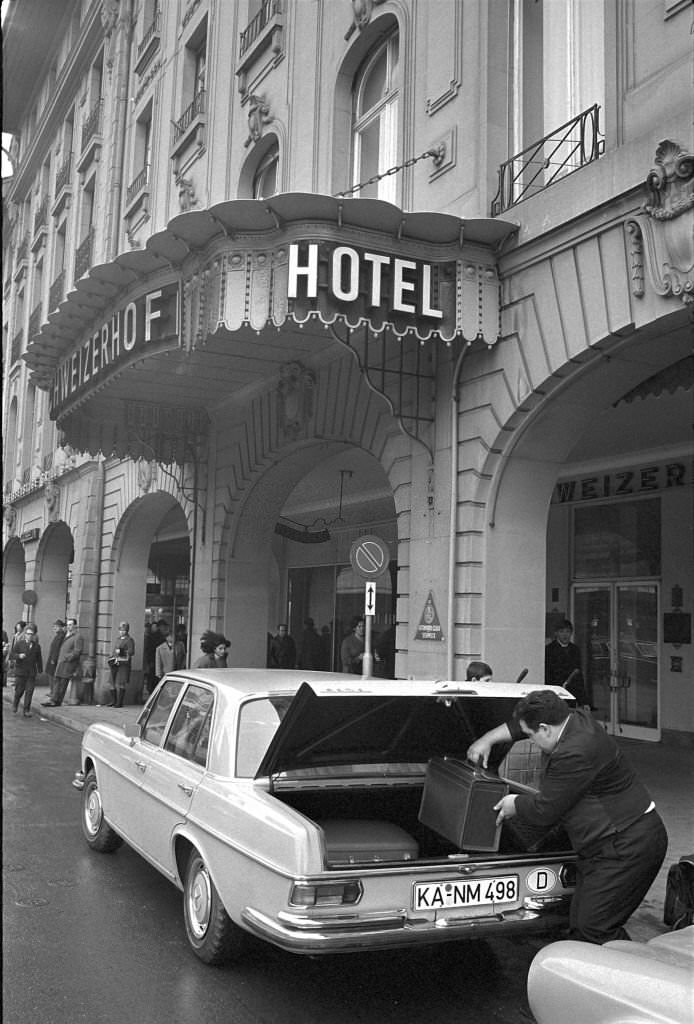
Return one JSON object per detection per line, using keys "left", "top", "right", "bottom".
{"left": 241, "top": 900, "right": 571, "bottom": 955}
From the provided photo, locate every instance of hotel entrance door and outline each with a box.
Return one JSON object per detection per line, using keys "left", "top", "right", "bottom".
{"left": 574, "top": 583, "right": 660, "bottom": 740}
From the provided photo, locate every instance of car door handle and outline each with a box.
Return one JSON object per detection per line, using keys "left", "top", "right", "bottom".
{"left": 134, "top": 761, "right": 147, "bottom": 772}
{"left": 178, "top": 784, "right": 194, "bottom": 796}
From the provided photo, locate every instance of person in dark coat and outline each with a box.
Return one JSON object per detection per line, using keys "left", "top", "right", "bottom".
{"left": 42, "top": 618, "right": 84, "bottom": 707}
{"left": 298, "top": 618, "right": 322, "bottom": 670}
{"left": 44, "top": 619, "right": 66, "bottom": 703}
{"left": 269, "top": 624, "right": 296, "bottom": 669}
{"left": 10, "top": 623, "right": 43, "bottom": 717}
{"left": 545, "top": 618, "right": 586, "bottom": 704}
{"left": 467, "top": 689, "right": 667, "bottom": 945}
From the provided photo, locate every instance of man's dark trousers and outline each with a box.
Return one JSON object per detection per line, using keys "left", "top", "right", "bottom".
{"left": 570, "top": 809, "right": 668, "bottom": 944}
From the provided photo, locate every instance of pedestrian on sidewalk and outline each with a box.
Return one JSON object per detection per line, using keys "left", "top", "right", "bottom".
{"left": 154, "top": 622, "right": 186, "bottom": 683}
{"left": 5, "top": 621, "right": 26, "bottom": 687}
{"left": 42, "top": 618, "right": 83, "bottom": 707}
{"left": 106, "top": 622, "right": 135, "bottom": 707}
{"left": 269, "top": 624, "right": 296, "bottom": 669}
{"left": 10, "top": 623, "right": 43, "bottom": 717}
{"left": 194, "top": 631, "right": 231, "bottom": 668}
{"left": 44, "top": 619, "right": 66, "bottom": 703}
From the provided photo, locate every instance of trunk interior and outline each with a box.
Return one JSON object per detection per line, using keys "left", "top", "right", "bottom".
{"left": 273, "top": 777, "right": 572, "bottom": 865}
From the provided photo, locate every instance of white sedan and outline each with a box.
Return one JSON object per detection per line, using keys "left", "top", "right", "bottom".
{"left": 73, "top": 670, "right": 576, "bottom": 964}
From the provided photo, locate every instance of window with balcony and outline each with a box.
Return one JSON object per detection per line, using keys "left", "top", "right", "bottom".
{"left": 492, "top": 0, "right": 605, "bottom": 214}
{"left": 127, "top": 105, "right": 153, "bottom": 211}
{"left": 237, "top": 0, "right": 283, "bottom": 95}
{"left": 21, "top": 383, "right": 37, "bottom": 483}
{"left": 135, "top": 1, "right": 161, "bottom": 76}
{"left": 172, "top": 21, "right": 207, "bottom": 158}
{"left": 50, "top": 223, "right": 67, "bottom": 311}
{"left": 4, "top": 397, "right": 18, "bottom": 486}
{"left": 351, "top": 30, "right": 400, "bottom": 204}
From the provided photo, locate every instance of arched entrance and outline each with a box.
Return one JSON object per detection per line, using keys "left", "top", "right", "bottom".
{"left": 107, "top": 494, "right": 190, "bottom": 699}
{"left": 3, "top": 538, "right": 26, "bottom": 626}
{"left": 481, "top": 312, "right": 691, "bottom": 739}
{"left": 225, "top": 443, "right": 397, "bottom": 672}
{"left": 35, "top": 521, "right": 73, "bottom": 636}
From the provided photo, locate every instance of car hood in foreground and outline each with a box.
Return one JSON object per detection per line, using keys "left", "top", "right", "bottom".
{"left": 255, "top": 679, "right": 570, "bottom": 778}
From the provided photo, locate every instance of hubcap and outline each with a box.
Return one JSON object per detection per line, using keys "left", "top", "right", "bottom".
{"left": 188, "top": 862, "right": 212, "bottom": 938}
{"left": 84, "top": 785, "right": 102, "bottom": 836}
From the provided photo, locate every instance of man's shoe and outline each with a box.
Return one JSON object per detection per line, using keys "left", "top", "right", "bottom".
{"left": 23, "top": 710, "right": 33, "bottom": 718}
{"left": 40, "top": 700, "right": 56, "bottom": 707}
{"left": 12, "top": 705, "right": 18, "bottom": 713}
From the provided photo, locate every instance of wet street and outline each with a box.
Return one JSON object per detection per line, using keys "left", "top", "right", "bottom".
{"left": 3, "top": 705, "right": 545, "bottom": 1024}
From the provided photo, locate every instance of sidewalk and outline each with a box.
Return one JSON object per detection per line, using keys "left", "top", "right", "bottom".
{"left": 4, "top": 680, "right": 693, "bottom": 941}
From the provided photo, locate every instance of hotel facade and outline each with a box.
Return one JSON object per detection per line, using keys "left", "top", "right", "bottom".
{"left": 3, "top": 0, "right": 693, "bottom": 742}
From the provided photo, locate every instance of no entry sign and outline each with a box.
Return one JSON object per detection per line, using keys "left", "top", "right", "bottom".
{"left": 350, "top": 534, "right": 391, "bottom": 580}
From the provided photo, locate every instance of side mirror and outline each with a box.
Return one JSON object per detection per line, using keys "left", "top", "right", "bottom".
{"left": 124, "top": 722, "right": 142, "bottom": 740}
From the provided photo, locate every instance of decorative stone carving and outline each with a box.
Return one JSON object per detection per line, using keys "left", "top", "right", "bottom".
{"left": 100, "top": 0, "right": 120, "bottom": 35}
{"left": 177, "top": 177, "right": 198, "bottom": 212}
{"left": 625, "top": 140, "right": 694, "bottom": 307}
{"left": 245, "top": 95, "right": 271, "bottom": 148}
{"left": 137, "top": 458, "right": 156, "bottom": 493}
{"left": 45, "top": 481, "right": 60, "bottom": 522}
{"left": 4, "top": 505, "right": 17, "bottom": 535}
{"left": 277, "top": 362, "right": 315, "bottom": 439}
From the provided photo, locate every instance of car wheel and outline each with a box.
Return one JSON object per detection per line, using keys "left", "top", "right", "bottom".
{"left": 183, "top": 851, "right": 246, "bottom": 964}
{"left": 81, "top": 769, "right": 123, "bottom": 852}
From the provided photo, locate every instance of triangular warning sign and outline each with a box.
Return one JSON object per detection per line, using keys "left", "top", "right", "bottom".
{"left": 415, "top": 591, "right": 443, "bottom": 641}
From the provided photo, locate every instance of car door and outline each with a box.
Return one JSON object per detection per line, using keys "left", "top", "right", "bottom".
{"left": 125, "top": 682, "right": 215, "bottom": 877}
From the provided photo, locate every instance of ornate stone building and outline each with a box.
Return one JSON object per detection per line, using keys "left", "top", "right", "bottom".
{"left": 3, "top": 0, "right": 692, "bottom": 742}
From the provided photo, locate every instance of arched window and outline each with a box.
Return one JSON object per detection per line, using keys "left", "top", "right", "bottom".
{"left": 351, "top": 30, "right": 399, "bottom": 203}
{"left": 252, "top": 140, "right": 278, "bottom": 199}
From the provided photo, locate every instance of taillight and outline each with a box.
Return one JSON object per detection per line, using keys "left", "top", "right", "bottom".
{"left": 289, "top": 880, "right": 363, "bottom": 907}
{"left": 559, "top": 863, "right": 576, "bottom": 888}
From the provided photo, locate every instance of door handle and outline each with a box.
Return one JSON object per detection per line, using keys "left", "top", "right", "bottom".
{"left": 134, "top": 761, "right": 147, "bottom": 772}
{"left": 178, "top": 783, "right": 193, "bottom": 796}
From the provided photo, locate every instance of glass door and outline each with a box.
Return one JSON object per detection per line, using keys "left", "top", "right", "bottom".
{"left": 574, "top": 583, "right": 659, "bottom": 740}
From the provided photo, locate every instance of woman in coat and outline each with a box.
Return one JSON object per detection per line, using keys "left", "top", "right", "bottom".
{"left": 107, "top": 622, "right": 135, "bottom": 707}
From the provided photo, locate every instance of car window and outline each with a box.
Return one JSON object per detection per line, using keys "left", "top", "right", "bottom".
{"left": 163, "top": 685, "right": 214, "bottom": 765}
{"left": 141, "top": 678, "right": 185, "bottom": 746}
{"left": 236, "top": 697, "right": 285, "bottom": 777}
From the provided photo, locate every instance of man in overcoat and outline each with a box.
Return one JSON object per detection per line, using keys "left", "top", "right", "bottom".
{"left": 41, "top": 618, "right": 83, "bottom": 707}
{"left": 11, "top": 623, "right": 43, "bottom": 717}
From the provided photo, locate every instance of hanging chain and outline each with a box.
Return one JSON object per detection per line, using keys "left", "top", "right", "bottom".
{"left": 333, "top": 146, "right": 445, "bottom": 199}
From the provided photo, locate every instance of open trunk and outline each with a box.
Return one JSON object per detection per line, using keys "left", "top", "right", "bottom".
{"left": 271, "top": 773, "right": 572, "bottom": 867}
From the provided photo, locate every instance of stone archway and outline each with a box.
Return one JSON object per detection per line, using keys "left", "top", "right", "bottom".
{"left": 3, "top": 537, "right": 26, "bottom": 627}
{"left": 35, "top": 521, "right": 73, "bottom": 637}
{"left": 102, "top": 492, "right": 190, "bottom": 699}
{"left": 478, "top": 311, "right": 691, "bottom": 682}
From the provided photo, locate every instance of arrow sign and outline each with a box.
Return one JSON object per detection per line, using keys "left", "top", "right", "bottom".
{"left": 364, "top": 581, "right": 376, "bottom": 616}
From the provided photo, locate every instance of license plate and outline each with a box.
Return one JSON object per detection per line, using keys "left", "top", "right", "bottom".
{"left": 413, "top": 875, "right": 519, "bottom": 911}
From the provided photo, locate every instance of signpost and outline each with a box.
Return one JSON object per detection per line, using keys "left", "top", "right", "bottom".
{"left": 350, "top": 535, "right": 390, "bottom": 679}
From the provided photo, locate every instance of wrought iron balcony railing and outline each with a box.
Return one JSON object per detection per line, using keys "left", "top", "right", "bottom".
{"left": 49, "top": 271, "right": 66, "bottom": 312}
{"left": 135, "top": 7, "right": 161, "bottom": 74}
{"left": 491, "top": 104, "right": 604, "bottom": 216}
{"left": 173, "top": 88, "right": 205, "bottom": 143}
{"left": 55, "top": 153, "right": 72, "bottom": 195}
{"left": 81, "top": 99, "right": 103, "bottom": 154}
{"left": 240, "top": 0, "right": 281, "bottom": 57}
{"left": 74, "top": 228, "right": 94, "bottom": 280}
{"left": 126, "top": 164, "right": 150, "bottom": 206}
{"left": 15, "top": 233, "right": 29, "bottom": 266}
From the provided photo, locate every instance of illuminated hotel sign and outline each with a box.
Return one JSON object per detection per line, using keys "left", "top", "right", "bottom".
{"left": 287, "top": 242, "right": 444, "bottom": 321}
{"left": 50, "top": 282, "right": 180, "bottom": 417}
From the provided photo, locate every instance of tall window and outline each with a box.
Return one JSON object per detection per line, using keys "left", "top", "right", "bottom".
{"left": 351, "top": 31, "right": 399, "bottom": 203}
{"left": 511, "top": 0, "right": 604, "bottom": 176}
{"left": 135, "top": 105, "right": 153, "bottom": 180}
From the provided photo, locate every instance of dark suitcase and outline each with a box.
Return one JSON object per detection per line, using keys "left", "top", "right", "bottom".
{"left": 418, "top": 757, "right": 508, "bottom": 852}
{"left": 318, "top": 819, "right": 419, "bottom": 866}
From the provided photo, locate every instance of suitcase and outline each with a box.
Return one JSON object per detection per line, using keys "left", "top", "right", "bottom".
{"left": 318, "top": 819, "right": 419, "bottom": 865}
{"left": 418, "top": 757, "right": 508, "bottom": 852}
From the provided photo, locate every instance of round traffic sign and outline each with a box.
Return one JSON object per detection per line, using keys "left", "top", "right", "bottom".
{"left": 350, "top": 535, "right": 391, "bottom": 580}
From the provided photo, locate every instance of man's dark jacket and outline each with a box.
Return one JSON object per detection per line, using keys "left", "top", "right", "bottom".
{"left": 509, "top": 709, "right": 653, "bottom": 855}
{"left": 11, "top": 637, "right": 43, "bottom": 678}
